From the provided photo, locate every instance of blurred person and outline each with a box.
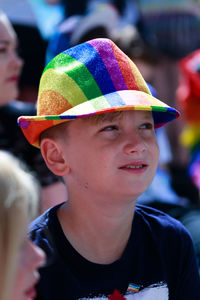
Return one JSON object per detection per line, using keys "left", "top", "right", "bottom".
{"left": 0, "top": 150, "right": 46, "bottom": 300}
{"left": 136, "top": 0, "right": 200, "bottom": 60}
{"left": 0, "top": 9, "right": 23, "bottom": 104}
{"left": 0, "top": 10, "right": 67, "bottom": 213}
{"left": 0, "top": 0, "right": 48, "bottom": 103}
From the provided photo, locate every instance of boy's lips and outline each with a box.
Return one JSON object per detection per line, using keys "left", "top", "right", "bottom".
{"left": 119, "top": 161, "right": 148, "bottom": 172}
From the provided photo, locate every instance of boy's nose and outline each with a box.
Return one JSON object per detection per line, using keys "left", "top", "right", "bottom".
{"left": 123, "top": 133, "right": 147, "bottom": 155}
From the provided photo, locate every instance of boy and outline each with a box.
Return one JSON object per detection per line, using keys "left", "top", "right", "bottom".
{"left": 18, "top": 38, "right": 200, "bottom": 300}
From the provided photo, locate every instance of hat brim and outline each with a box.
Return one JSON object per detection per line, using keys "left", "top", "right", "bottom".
{"left": 18, "top": 90, "right": 180, "bottom": 148}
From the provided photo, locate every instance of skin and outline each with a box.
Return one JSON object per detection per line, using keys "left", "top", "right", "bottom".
{"left": 10, "top": 223, "right": 46, "bottom": 300}
{"left": 41, "top": 110, "right": 159, "bottom": 264}
{"left": 0, "top": 17, "right": 23, "bottom": 105}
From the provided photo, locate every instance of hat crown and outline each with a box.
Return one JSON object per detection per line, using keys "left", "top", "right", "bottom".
{"left": 37, "top": 38, "right": 150, "bottom": 116}
{"left": 18, "top": 38, "right": 180, "bottom": 148}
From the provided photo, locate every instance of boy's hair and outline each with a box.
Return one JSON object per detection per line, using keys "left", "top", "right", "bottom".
{"left": 40, "top": 122, "right": 69, "bottom": 144}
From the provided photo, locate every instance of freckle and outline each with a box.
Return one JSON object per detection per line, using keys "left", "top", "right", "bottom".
{"left": 84, "top": 182, "right": 89, "bottom": 189}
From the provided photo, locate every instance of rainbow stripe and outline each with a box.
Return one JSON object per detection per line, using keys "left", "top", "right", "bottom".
{"left": 127, "top": 283, "right": 140, "bottom": 293}
{"left": 37, "top": 39, "right": 151, "bottom": 116}
{"left": 18, "top": 38, "right": 180, "bottom": 147}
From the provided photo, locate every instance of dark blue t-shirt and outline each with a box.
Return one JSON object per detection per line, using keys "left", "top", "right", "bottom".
{"left": 30, "top": 204, "right": 200, "bottom": 300}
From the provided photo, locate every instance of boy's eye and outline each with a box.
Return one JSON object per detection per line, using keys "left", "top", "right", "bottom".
{"left": 100, "top": 125, "right": 118, "bottom": 132}
{"left": 140, "top": 122, "right": 154, "bottom": 130}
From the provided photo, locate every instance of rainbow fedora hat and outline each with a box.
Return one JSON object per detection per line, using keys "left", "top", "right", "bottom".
{"left": 18, "top": 38, "right": 180, "bottom": 148}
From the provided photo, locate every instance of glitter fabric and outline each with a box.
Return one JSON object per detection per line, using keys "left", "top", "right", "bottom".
{"left": 18, "top": 38, "right": 180, "bottom": 148}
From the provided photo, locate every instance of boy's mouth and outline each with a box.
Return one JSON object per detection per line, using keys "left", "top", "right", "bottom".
{"left": 121, "top": 164, "right": 144, "bottom": 169}
{"left": 119, "top": 162, "right": 148, "bottom": 171}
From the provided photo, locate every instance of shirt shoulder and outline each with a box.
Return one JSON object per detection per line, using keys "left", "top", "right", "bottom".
{"left": 29, "top": 203, "right": 64, "bottom": 256}
{"left": 134, "top": 204, "right": 193, "bottom": 244}
{"left": 29, "top": 203, "right": 60, "bottom": 233}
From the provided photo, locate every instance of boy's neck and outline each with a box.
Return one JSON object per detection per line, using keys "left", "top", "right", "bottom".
{"left": 57, "top": 197, "right": 136, "bottom": 264}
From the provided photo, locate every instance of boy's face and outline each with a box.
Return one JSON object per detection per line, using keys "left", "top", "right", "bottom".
{"left": 58, "top": 110, "right": 159, "bottom": 202}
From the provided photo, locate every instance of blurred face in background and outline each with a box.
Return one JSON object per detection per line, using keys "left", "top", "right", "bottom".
{"left": 0, "top": 15, "right": 23, "bottom": 105}
{"left": 10, "top": 222, "right": 46, "bottom": 300}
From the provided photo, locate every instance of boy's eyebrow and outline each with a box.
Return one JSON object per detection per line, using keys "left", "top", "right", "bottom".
{"left": 94, "top": 112, "right": 123, "bottom": 124}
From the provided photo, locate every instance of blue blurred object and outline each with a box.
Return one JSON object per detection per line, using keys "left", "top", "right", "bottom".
{"left": 45, "top": 3, "right": 119, "bottom": 63}
{"left": 147, "top": 82, "right": 157, "bottom": 97}
{"left": 28, "top": 0, "right": 64, "bottom": 39}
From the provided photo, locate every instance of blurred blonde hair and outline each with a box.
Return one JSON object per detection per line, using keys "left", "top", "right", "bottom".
{"left": 0, "top": 151, "right": 39, "bottom": 300}
{"left": 0, "top": 9, "right": 16, "bottom": 38}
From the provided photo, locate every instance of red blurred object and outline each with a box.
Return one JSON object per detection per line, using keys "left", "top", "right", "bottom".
{"left": 176, "top": 49, "right": 200, "bottom": 123}
{"left": 108, "top": 289, "right": 126, "bottom": 300}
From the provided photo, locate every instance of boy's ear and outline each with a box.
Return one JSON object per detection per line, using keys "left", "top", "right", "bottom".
{"left": 40, "top": 138, "right": 70, "bottom": 176}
